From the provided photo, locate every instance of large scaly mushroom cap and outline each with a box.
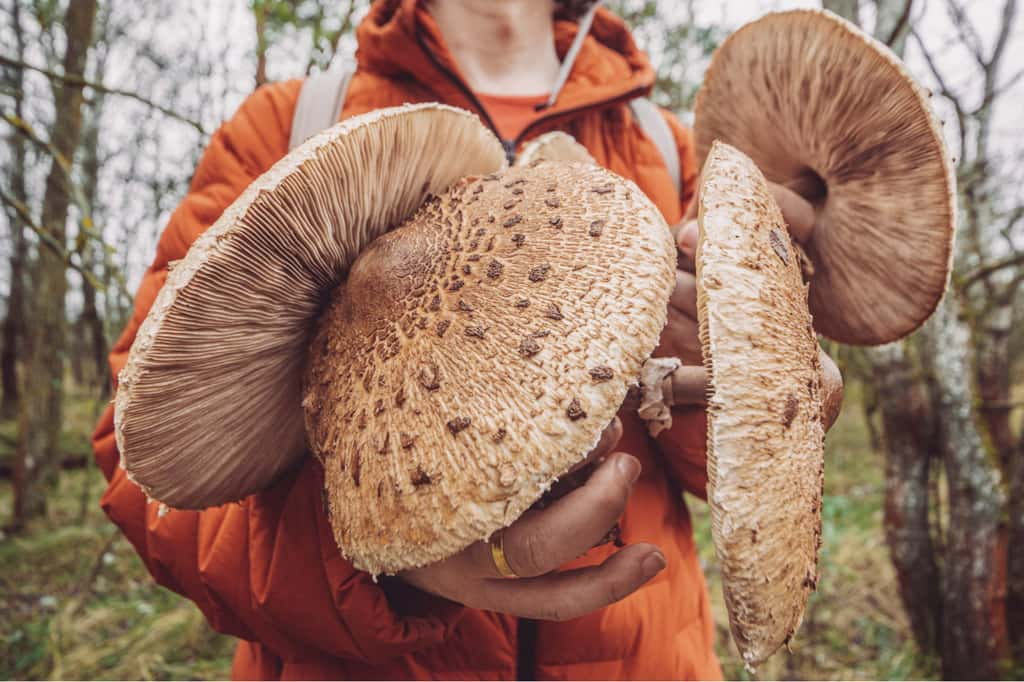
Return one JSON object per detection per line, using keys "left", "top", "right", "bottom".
{"left": 304, "top": 161, "right": 676, "bottom": 575}
{"left": 694, "top": 9, "right": 956, "bottom": 346}
{"left": 697, "top": 141, "right": 825, "bottom": 668}
{"left": 115, "top": 104, "right": 507, "bottom": 509}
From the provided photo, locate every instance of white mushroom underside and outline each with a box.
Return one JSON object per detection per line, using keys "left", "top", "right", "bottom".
{"left": 115, "top": 104, "right": 507, "bottom": 509}
{"left": 697, "top": 142, "right": 825, "bottom": 667}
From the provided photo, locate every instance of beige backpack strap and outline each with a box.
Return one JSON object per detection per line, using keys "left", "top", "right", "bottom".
{"left": 288, "top": 63, "right": 355, "bottom": 151}
{"left": 629, "top": 98, "right": 681, "bottom": 196}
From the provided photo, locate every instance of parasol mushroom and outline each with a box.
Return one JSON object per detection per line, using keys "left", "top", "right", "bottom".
{"left": 115, "top": 104, "right": 678, "bottom": 576}
{"left": 697, "top": 140, "right": 830, "bottom": 669}
{"left": 115, "top": 104, "right": 507, "bottom": 509}
{"left": 693, "top": 8, "right": 957, "bottom": 346}
{"left": 304, "top": 161, "right": 676, "bottom": 575}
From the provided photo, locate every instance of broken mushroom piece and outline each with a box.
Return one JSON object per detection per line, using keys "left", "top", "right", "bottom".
{"left": 693, "top": 8, "right": 956, "bottom": 345}
{"left": 304, "top": 161, "right": 676, "bottom": 576}
{"left": 114, "top": 104, "right": 507, "bottom": 509}
{"left": 697, "top": 141, "right": 826, "bottom": 668}
{"left": 515, "top": 131, "right": 596, "bottom": 167}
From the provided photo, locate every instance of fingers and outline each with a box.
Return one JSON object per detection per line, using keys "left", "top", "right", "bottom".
{"left": 480, "top": 543, "right": 665, "bottom": 621}
{"left": 497, "top": 452, "right": 641, "bottom": 578}
{"left": 676, "top": 219, "right": 698, "bottom": 260}
{"left": 768, "top": 183, "right": 815, "bottom": 244}
{"left": 669, "top": 269, "right": 697, "bottom": 318}
{"left": 576, "top": 417, "right": 623, "bottom": 469}
{"left": 658, "top": 307, "right": 701, "bottom": 365}
{"left": 675, "top": 183, "right": 816, "bottom": 260}
{"left": 819, "top": 349, "right": 844, "bottom": 430}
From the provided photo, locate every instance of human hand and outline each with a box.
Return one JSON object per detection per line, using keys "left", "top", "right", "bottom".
{"left": 399, "top": 418, "right": 666, "bottom": 621}
{"left": 655, "top": 181, "right": 843, "bottom": 429}
{"left": 660, "top": 182, "right": 816, "bottom": 365}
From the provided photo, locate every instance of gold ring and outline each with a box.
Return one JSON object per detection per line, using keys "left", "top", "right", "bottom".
{"left": 490, "top": 530, "right": 519, "bottom": 579}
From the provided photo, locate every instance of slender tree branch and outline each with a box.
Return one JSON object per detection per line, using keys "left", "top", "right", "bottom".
{"left": 1, "top": 110, "right": 104, "bottom": 246}
{"left": 959, "top": 251, "right": 1024, "bottom": 290}
{"left": 0, "top": 53, "right": 207, "bottom": 135}
{"left": 974, "top": 67, "right": 1024, "bottom": 116}
{"left": 0, "top": 187, "right": 101, "bottom": 288}
{"left": 910, "top": 27, "right": 968, "bottom": 162}
{"left": 990, "top": 0, "right": 1019, "bottom": 71}
{"left": 883, "top": 0, "right": 914, "bottom": 48}
{"left": 943, "top": 0, "right": 988, "bottom": 68}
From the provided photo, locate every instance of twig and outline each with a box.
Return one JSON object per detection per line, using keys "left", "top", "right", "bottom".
{"left": 0, "top": 187, "right": 103, "bottom": 289}
{"left": 958, "top": 251, "right": 1024, "bottom": 290}
{"left": 69, "top": 528, "right": 120, "bottom": 609}
{"left": 0, "top": 52, "right": 207, "bottom": 135}
{"left": 973, "top": 67, "right": 1024, "bottom": 115}
{"left": 989, "top": 0, "right": 1019, "bottom": 72}
{"left": 883, "top": 0, "right": 914, "bottom": 48}
{"left": 911, "top": 27, "right": 968, "bottom": 164}
{"left": 2, "top": 110, "right": 110, "bottom": 249}
{"left": 943, "top": 0, "right": 988, "bottom": 68}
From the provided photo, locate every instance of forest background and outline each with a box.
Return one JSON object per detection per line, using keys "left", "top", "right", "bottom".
{"left": 1, "top": 0, "right": 1022, "bottom": 679}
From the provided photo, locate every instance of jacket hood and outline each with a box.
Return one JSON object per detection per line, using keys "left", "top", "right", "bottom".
{"left": 355, "top": 0, "right": 655, "bottom": 129}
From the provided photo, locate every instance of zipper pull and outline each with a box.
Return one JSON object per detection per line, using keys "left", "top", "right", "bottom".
{"left": 502, "top": 139, "right": 517, "bottom": 165}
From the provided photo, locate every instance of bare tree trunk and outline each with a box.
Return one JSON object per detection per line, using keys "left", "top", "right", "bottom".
{"left": 870, "top": 342, "right": 942, "bottom": 654}
{"left": 13, "top": 0, "right": 98, "bottom": 528}
{"left": 1, "top": 0, "right": 29, "bottom": 420}
{"left": 254, "top": 4, "right": 268, "bottom": 89}
{"left": 1010, "top": 430, "right": 1024, "bottom": 661}
{"left": 976, "top": 304, "right": 1016, "bottom": 464}
{"left": 79, "top": 85, "right": 108, "bottom": 397}
{"left": 919, "top": 298, "right": 1009, "bottom": 680}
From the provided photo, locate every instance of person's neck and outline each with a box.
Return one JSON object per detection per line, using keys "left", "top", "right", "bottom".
{"left": 426, "top": 0, "right": 560, "bottom": 96}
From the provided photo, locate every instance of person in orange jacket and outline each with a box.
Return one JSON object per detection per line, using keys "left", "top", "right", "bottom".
{"left": 92, "top": 1, "right": 835, "bottom": 679}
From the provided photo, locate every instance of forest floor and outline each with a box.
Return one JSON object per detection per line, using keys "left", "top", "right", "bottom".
{"left": 0, "top": 384, "right": 938, "bottom": 680}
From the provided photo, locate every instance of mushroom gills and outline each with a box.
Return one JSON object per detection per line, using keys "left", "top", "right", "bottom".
{"left": 115, "top": 104, "right": 508, "bottom": 509}
{"left": 693, "top": 8, "right": 956, "bottom": 345}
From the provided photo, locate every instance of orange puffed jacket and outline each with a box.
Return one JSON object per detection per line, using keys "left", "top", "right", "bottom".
{"left": 92, "top": 1, "right": 721, "bottom": 679}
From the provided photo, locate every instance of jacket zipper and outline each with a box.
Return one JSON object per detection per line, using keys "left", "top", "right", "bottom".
{"left": 415, "top": 29, "right": 648, "bottom": 164}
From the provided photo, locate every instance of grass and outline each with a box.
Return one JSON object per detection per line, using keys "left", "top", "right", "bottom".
{"left": 0, "top": 383, "right": 936, "bottom": 680}
{"left": 0, "top": 390, "right": 235, "bottom": 680}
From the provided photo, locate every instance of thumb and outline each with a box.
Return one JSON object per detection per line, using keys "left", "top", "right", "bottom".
{"left": 677, "top": 219, "right": 698, "bottom": 258}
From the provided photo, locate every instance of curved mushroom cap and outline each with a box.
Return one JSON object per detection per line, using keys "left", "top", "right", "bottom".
{"left": 304, "top": 162, "right": 676, "bottom": 575}
{"left": 115, "top": 104, "right": 507, "bottom": 509}
{"left": 516, "top": 131, "right": 595, "bottom": 166}
{"left": 696, "top": 141, "right": 825, "bottom": 667}
{"left": 693, "top": 9, "right": 956, "bottom": 345}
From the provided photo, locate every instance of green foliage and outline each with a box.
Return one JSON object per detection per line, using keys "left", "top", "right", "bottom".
{"left": 0, "top": 469, "right": 235, "bottom": 680}
{"left": 0, "top": 390, "right": 235, "bottom": 680}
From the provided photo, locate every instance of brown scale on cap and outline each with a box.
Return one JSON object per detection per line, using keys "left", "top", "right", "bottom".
{"left": 693, "top": 9, "right": 956, "bottom": 346}
{"left": 301, "top": 161, "right": 676, "bottom": 576}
